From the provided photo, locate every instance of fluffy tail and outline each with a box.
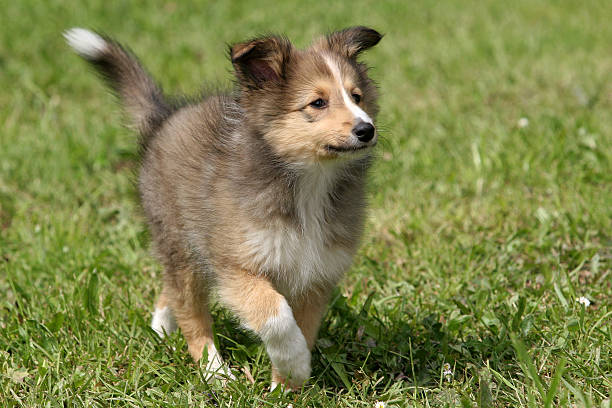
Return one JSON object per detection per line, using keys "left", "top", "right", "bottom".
{"left": 64, "top": 28, "right": 172, "bottom": 144}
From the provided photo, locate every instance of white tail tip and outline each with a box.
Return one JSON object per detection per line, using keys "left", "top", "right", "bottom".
{"left": 63, "top": 27, "right": 107, "bottom": 59}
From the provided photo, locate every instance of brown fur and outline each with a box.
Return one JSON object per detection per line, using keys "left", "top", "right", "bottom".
{"left": 70, "top": 26, "right": 382, "bottom": 389}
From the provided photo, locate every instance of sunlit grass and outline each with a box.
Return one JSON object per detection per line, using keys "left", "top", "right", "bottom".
{"left": 1, "top": 0, "right": 610, "bottom": 406}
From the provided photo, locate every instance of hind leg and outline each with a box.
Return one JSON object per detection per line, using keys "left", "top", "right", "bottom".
{"left": 151, "top": 286, "right": 178, "bottom": 337}
{"left": 153, "top": 270, "right": 233, "bottom": 380}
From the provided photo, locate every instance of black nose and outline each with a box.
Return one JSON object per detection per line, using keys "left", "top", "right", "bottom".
{"left": 352, "top": 122, "right": 375, "bottom": 143}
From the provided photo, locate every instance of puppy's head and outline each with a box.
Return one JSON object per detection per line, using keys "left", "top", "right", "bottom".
{"left": 230, "top": 27, "right": 382, "bottom": 166}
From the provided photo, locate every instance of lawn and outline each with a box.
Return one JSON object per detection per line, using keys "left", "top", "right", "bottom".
{"left": 1, "top": 0, "right": 611, "bottom": 406}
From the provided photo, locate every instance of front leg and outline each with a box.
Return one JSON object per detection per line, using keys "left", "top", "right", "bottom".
{"left": 217, "top": 270, "right": 311, "bottom": 389}
{"left": 291, "top": 288, "right": 332, "bottom": 349}
{"left": 270, "top": 288, "right": 331, "bottom": 389}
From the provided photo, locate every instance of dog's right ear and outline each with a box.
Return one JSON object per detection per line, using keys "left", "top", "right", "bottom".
{"left": 230, "top": 36, "right": 293, "bottom": 89}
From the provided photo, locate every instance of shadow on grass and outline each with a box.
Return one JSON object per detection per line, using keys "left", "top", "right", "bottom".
{"left": 154, "top": 288, "right": 519, "bottom": 399}
{"left": 309, "top": 290, "right": 518, "bottom": 395}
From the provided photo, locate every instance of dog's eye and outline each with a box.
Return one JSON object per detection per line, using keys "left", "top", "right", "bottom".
{"left": 352, "top": 93, "right": 361, "bottom": 104}
{"left": 309, "top": 98, "right": 327, "bottom": 109}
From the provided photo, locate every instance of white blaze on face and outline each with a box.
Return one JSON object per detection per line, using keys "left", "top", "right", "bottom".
{"left": 323, "top": 56, "right": 373, "bottom": 125}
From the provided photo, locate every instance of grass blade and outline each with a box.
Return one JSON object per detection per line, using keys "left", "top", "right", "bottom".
{"left": 511, "top": 334, "right": 546, "bottom": 400}
{"left": 544, "top": 357, "right": 566, "bottom": 408}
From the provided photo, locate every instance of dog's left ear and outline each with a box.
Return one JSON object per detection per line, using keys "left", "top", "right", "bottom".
{"left": 230, "top": 36, "right": 293, "bottom": 88}
{"left": 323, "top": 26, "right": 383, "bottom": 59}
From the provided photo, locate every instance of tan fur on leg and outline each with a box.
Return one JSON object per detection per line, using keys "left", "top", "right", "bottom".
{"left": 218, "top": 270, "right": 311, "bottom": 389}
{"left": 163, "top": 272, "right": 233, "bottom": 380}
{"left": 291, "top": 290, "right": 332, "bottom": 350}
{"left": 162, "top": 275, "right": 214, "bottom": 361}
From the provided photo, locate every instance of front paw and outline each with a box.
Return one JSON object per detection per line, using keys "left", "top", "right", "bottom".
{"left": 258, "top": 299, "right": 311, "bottom": 389}
{"left": 268, "top": 340, "right": 311, "bottom": 389}
{"left": 200, "top": 344, "right": 236, "bottom": 384}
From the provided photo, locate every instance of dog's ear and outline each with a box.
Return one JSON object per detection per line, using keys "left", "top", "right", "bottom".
{"left": 323, "top": 26, "right": 382, "bottom": 59}
{"left": 230, "top": 36, "right": 293, "bottom": 88}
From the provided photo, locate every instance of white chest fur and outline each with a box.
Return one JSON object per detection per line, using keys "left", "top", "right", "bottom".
{"left": 242, "top": 167, "right": 354, "bottom": 298}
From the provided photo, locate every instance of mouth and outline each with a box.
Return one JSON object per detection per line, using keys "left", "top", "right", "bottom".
{"left": 325, "top": 143, "right": 372, "bottom": 153}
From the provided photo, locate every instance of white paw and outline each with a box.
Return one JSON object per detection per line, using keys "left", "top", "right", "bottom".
{"left": 259, "top": 300, "right": 311, "bottom": 386}
{"left": 270, "top": 380, "right": 292, "bottom": 394}
{"left": 202, "top": 344, "right": 236, "bottom": 383}
{"left": 267, "top": 341, "right": 311, "bottom": 386}
{"left": 151, "top": 306, "right": 177, "bottom": 337}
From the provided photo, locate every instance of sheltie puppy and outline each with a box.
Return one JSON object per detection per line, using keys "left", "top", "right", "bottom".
{"left": 65, "top": 25, "right": 382, "bottom": 390}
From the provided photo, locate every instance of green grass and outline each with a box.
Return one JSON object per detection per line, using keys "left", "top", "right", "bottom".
{"left": 1, "top": 0, "right": 611, "bottom": 406}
